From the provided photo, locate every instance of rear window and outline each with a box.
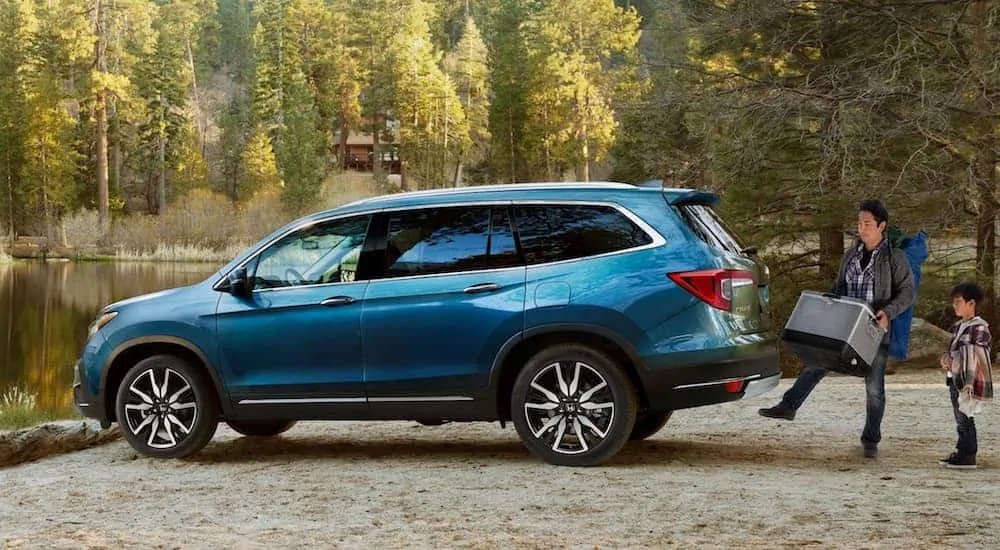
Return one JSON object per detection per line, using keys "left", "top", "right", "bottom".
{"left": 676, "top": 204, "right": 748, "bottom": 254}
{"left": 513, "top": 205, "right": 654, "bottom": 265}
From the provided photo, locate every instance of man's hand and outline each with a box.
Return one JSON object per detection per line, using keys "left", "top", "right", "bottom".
{"left": 875, "top": 310, "right": 889, "bottom": 330}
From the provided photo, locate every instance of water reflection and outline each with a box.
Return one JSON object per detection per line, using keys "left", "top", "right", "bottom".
{"left": 0, "top": 261, "right": 220, "bottom": 417}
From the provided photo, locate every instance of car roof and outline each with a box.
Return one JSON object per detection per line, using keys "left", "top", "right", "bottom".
{"left": 308, "top": 181, "right": 701, "bottom": 220}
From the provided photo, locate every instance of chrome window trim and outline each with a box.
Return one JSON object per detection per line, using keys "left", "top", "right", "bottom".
{"left": 214, "top": 198, "right": 666, "bottom": 292}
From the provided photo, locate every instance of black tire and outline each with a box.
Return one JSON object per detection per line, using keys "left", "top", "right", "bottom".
{"left": 629, "top": 411, "right": 672, "bottom": 441}
{"left": 226, "top": 420, "right": 297, "bottom": 437}
{"left": 511, "top": 344, "right": 637, "bottom": 466}
{"left": 115, "top": 354, "right": 219, "bottom": 458}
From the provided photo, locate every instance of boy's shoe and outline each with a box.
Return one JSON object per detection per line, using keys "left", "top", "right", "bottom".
{"left": 944, "top": 455, "right": 977, "bottom": 470}
{"left": 758, "top": 404, "right": 796, "bottom": 421}
{"left": 939, "top": 452, "right": 959, "bottom": 466}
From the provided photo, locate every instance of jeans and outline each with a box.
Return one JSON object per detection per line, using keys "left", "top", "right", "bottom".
{"left": 780, "top": 347, "right": 888, "bottom": 447}
{"left": 949, "top": 380, "right": 978, "bottom": 457}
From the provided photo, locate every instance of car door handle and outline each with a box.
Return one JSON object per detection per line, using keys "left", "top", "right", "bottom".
{"left": 463, "top": 283, "right": 502, "bottom": 294}
{"left": 320, "top": 296, "right": 356, "bottom": 307}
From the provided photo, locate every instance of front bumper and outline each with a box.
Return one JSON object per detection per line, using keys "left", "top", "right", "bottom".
{"left": 73, "top": 360, "right": 108, "bottom": 423}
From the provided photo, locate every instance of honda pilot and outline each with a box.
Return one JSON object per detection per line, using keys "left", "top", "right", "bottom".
{"left": 73, "top": 182, "right": 780, "bottom": 466}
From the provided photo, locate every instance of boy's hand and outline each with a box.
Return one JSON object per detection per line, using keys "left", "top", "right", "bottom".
{"left": 875, "top": 310, "right": 889, "bottom": 330}
{"left": 940, "top": 354, "right": 952, "bottom": 371}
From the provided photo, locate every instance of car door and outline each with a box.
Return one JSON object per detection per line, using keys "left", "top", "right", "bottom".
{"left": 215, "top": 214, "right": 376, "bottom": 411}
{"left": 361, "top": 205, "right": 526, "bottom": 413}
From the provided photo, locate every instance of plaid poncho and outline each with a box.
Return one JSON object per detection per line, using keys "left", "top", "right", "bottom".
{"left": 948, "top": 316, "right": 995, "bottom": 416}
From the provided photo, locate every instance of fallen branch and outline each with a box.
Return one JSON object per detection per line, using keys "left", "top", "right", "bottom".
{"left": 0, "top": 421, "right": 121, "bottom": 469}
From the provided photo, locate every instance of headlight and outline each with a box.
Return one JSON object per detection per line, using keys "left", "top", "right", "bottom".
{"left": 88, "top": 311, "right": 118, "bottom": 338}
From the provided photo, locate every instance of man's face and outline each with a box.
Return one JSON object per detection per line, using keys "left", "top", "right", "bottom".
{"left": 857, "top": 211, "right": 884, "bottom": 244}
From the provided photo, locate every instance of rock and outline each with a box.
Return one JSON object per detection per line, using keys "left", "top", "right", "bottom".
{"left": 0, "top": 420, "right": 121, "bottom": 468}
{"left": 890, "top": 318, "right": 953, "bottom": 371}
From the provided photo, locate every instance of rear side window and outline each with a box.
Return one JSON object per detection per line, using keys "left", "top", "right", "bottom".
{"left": 488, "top": 208, "right": 521, "bottom": 268}
{"left": 676, "top": 204, "right": 748, "bottom": 254}
{"left": 383, "top": 207, "right": 491, "bottom": 277}
{"left": 513, "top": 205, "right": 653, "bottom": 265}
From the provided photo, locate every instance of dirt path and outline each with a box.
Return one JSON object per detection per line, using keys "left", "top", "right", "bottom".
{"left": 1, "top": 369, "right": 997, "bottom": 549}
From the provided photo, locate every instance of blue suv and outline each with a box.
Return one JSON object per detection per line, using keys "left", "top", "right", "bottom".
{"left": 73, "top": 182, "right": 779, "bottom": 466}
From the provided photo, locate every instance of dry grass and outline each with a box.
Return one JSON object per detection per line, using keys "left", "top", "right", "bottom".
{"left": 0, "top": 387, "right": 54, "bottom": 431}
{"left": 59, "top": 172, "right": 382, "bottom": 261}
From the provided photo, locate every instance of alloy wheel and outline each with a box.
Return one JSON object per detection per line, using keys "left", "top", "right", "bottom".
{"left": 122, "top": 367, "right": 198, "bottom": 449}
{"left": 522, "top": 360, "right": 616, "bottom": 455}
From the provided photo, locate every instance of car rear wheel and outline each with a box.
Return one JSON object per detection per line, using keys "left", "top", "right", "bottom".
{"left": 115, "top": 354, "right": 219, "bottom": 458}
{"left": 511, "top": 344, "right": 637, "bottom": 466}
{"left": 226, "top": 420, "right": 297, "bottom": 437}
{"left": 629, "top": 411, "right": 672, "bottom": 441}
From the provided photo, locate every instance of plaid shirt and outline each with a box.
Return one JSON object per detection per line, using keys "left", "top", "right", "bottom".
{"left": 949, "top": 316, "right": 994, "bottom": 404}
{"left": 843, "top": 240, "right": 888, "bottom": 305}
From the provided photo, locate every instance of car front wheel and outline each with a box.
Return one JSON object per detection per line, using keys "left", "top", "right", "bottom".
{"left": 511, "top": 344, "right": 637, "bottom": 466}
{"left": 115, "top": 354, "right": 219, "bottom": 458}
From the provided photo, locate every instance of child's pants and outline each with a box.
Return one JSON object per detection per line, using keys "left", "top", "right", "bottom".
{"left": 949, "top": 379, "right": 978, "bottom": 457}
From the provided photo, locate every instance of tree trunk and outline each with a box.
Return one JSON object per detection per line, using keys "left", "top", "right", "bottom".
{"left": 158, "top": 131, "right": 166, "bottom": 214}
{"left": 157, "top": 99, "right": 166, "bottom": 214}
{"left": 187, "top": 40, "right": 204, "bottom": 156}
{"left": 819, "top": 225, "right": 844, "bottom": 283}
{"left": 453, "top": 159, "right": 463, "bottom": 187}
{"left": 95, "top": 0, "right": 110, "bottom": 244}
{"left": 339, "top": 120, "right": 349, "bottom": 171}
{"left": 508, "top": 106, "right": 516, "bottom": 184}
{"left": 971, "top": 0, "right": 997, "bottom": 326}
{"left": 5, "top": 153, "right": 14, "bottom": 239}
{"left": 41, "top": 146, "right": 51, "bottom": 244}
{"left": 975, "top": 148, "right": 997, "bottom": 326}
{"left": 110, "top": 109, "right": 121, "bottom": 197}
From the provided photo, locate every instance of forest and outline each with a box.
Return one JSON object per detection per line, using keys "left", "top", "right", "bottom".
{"left": 0, "top": 0, "right": 998, "bottom": 327}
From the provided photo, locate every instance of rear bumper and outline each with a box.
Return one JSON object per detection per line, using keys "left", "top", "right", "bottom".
{"left": 639, "top": 348, "right": 781, "bottom": 411}
{"left": 73, "top": 360, "right": 108, "bottom": 423}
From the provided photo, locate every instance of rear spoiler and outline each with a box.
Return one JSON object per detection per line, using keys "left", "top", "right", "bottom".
{"left": 669, "top": 190, "right": 720, "bottom": 206}
{"left": 635, "top": 180, "right": 720, "bottom": 206}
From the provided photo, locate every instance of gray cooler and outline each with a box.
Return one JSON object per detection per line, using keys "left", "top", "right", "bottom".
{"left": 781, "top": 291, "right": 886, "bottom": 377}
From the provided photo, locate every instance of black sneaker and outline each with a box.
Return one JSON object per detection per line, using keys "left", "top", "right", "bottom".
{"left": 939, "top": 452, "right": 959, "bottom": 466}
{"left": 758, "top": 404, "right": 796, "bottom": 421}
{"left": 945, "top": 455, "right": 977, "bottom": 470}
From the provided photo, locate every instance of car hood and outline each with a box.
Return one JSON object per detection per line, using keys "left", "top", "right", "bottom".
{"left": 102, "top": 286, "right": 191, "bottom": 313}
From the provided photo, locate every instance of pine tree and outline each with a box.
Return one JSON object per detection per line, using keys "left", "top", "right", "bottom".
{"left": 242, "top": 128, "right": 282, "bottom": 201}
{"left": 444, "top": 15, "right": 490, "bottom": 185}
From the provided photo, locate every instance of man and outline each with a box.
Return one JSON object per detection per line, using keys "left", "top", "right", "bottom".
{"left": 759, "top": 199, "right": 916, "bottom": 459}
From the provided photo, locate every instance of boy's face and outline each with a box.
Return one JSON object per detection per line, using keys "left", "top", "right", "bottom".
{"left": 952, "top": 296, "right": 976, "bottom": 319}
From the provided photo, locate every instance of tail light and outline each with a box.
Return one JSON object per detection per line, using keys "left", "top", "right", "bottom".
{"left": 668, "top": 269, "right": 756, "bottom": 311}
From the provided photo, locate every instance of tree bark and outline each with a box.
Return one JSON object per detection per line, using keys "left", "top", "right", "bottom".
{"left": 971, "top": 0, "right": 997, "bottom": 326}
{"left": 94, "top": 0, "right": 110, "bottom": 244}
{"left": 819, "top": 225, "right": 844, "bottom": 283}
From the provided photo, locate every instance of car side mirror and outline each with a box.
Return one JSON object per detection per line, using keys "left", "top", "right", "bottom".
{"left": 227, "top": 267, "right": 251, "bottom": 298}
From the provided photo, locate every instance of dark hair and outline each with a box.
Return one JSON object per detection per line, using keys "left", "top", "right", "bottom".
{"left": 859, "top": 199, "right": 889, "bottom": 226}
{"left": 951, "top": 281, "right": 985, "bottom": 304}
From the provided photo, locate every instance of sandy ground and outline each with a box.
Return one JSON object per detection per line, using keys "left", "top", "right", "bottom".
{"left": 1, "top": 369, "right": 997, "bottom": 549}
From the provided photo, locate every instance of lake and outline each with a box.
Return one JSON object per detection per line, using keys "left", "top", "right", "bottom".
{"left": 0, "top": 261, "right": 222, "bottom": 418}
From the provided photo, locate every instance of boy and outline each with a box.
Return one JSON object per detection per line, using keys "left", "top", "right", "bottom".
{"left": 939, "top": 282, "right": 994, "bottom": 469}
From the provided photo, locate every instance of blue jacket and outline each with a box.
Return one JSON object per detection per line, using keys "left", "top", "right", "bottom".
{"left": 888, "top": 231, "right": 929, "bottom": 360}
